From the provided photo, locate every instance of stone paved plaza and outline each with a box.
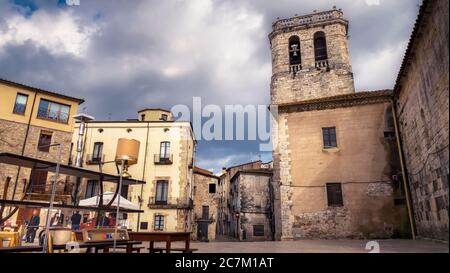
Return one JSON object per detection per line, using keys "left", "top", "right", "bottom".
{"left": 182, "top": 240, "right": 448, "bottom": 253}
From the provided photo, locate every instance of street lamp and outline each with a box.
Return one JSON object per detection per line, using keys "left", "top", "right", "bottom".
{"left": 112, "top": 138, "right": 140, "bottom": 252}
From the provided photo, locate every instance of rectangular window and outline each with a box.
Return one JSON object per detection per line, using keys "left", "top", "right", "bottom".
{"left": 85, "top": 180, "right": 99, "bottom": 198}
{"left": 140, "top": 222, "right": 148, "bottom": 230}
{"left": 92, "top": 142, "right": 104, "bottom": 162}
{"left": 202, "top": 206, "right": 209, "bottom": 219}
{"left": 253, "top": 225, "right": 265, "bottom": 236}
{"left": 37, "top": 99, "right": 70, "bottom": 123}
{"left": 155, "top": 180, "right": 168, "bottom": 204}
{"left": 160, "top": 142, "right": 170, "bottom": 159}
{"left": 326, "top": 183, "right": 343, "bottom": 207}
{"left": 154, "top": 215, "right": 164, "bottom": 231}
{"left": 322, "top": 127, "right": 337, "bottom": 148}
{"left": 161, "top": 114, "right": 168, "bottom": 121}
{"left": 38, "top": 131, "right": 53, "bottom": 152}
{"left": 209, "top": 183, "right": 216, "bottom": 194}
{"left": 121, "top": 185, "right": 129, "bottom": 199}
{"left": 13, "top": 93, "right": 28, "bottom": 115}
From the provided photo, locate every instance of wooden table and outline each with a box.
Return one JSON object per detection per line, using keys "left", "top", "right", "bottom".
{"left": 128, "top": 232, "right": 191, "bottom": 253}
{"left": 0, "top": 240, "right": 142, "bottom": 253}
{"left": 0, "top": 231, "right": 21, "bottom": 248}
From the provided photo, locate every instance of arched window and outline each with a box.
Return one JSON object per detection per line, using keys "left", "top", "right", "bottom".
{"left": 288, "top": 36, "right": 301, "bottom": 65}
{"left": 314, "top": 31, "right": 328, "bottom": 61}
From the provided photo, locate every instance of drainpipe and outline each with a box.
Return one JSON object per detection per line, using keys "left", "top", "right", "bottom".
{"left": 391, "top": 98, "right": 417, "bottom": 239}
{"left": 10, "top": 91, "right": 38, "bottom": 203}
{"left": 137, "top": 122, "right": 150, "bottom": 232}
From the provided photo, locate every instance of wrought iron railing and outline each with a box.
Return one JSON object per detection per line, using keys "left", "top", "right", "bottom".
{"left": 154, "top": 154, "right": 173, "bottom": 164}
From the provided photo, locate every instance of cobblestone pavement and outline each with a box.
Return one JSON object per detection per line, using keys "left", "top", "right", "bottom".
{"left": 183, "top": 239, "right": 448, "bottom": 253}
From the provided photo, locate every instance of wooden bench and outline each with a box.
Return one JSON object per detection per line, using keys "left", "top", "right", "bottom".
{"left": 148, "top": 247, "right": 198, "bottom": 253}
{"left": 110, "top": 245, "right": 145, "bottom": 253}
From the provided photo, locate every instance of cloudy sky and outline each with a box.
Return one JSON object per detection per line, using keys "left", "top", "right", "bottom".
{"left": 0, "top": 0, "right": 421, "bottom": 173}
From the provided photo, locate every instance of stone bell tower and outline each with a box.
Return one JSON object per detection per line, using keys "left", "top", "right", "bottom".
{"left": 269, "top": 7, "right": 355, "bottom": 105}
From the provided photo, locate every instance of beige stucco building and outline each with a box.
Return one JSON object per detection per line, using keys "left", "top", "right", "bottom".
{"left": 71, "top": 109, "right": 196, "bottom": 232}
{"left": 0, "top": 78, "right": 83, "bottom": 227}
{"left": 270, "top": 8, "right": 410, "bottom": 240}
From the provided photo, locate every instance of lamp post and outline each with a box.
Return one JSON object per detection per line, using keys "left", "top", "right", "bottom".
{"left": 40, "top": 143, "right": 62, "bottom": 253}
{"left": 112, "top": 138, "right": 140, "bottom": 252}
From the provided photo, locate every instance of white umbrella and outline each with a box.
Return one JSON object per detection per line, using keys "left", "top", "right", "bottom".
{"left": 79, "top": 192, "right": 139, "bottom": 210}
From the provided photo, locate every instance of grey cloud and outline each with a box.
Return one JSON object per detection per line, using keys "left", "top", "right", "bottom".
{"left": 0, "top": 0, "right": 421, "bottom": 171}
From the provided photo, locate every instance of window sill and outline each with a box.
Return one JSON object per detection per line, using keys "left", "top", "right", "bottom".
{"left": 12, "top": 112, "right": 26, "bottom": 116}
{"left": 322, "top": 147, "right": 340, "bottom": 153}
{"left": 36, "top": 116, "right": 69, "bottom": 125}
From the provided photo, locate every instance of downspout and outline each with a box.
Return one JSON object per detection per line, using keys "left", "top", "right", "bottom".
{"left": 137, "top": 122, "right": 150, "bottom": 231}
{"left": 391, "top": 98, "right": 417, "bottom": 239}
{"left": 9, "top": 91, "right": 38, "bottom": 212}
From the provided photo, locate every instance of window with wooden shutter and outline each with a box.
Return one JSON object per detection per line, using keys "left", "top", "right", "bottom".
{"left": 326, "top": 183, "right": 343, "bottom": 207}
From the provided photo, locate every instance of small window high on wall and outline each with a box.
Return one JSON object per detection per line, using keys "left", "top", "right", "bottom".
{"left": 288, "top": 36, "right": 301, "bottom": 65}
{"left": 314, "top": 31, "right": 328, "bottom": 61}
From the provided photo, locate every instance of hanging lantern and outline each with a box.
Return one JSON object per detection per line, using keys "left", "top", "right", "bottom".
{"left": 115, "top": 138, "right": 140, "bottom": 166}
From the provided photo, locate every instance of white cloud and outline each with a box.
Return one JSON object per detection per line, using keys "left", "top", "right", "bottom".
{"left": 353, "top": 41, "right": 408, "bottom": 91}
{"left": 0, "top": 9, "right": 98, "bottom": 57}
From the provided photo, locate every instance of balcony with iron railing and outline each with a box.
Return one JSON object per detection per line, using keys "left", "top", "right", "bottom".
{"left": 147, "top": 197, "right": 193, "bottom": 209}
{"left": 315, "top": 59, "right": 329, "bottom": 68}
{"left": 154, "top": 154, "right": 173, "bottom": 165}
{"left": 25, "top": 182, "right": 72, "bottom": 203}
{"left": 194, "top": 214, "right": 215, "bottom": 223}
{"left": 272, "top": 9, "right": 345, "bottom": 31}
{"left": 85, "top": 154, "right": 105, "bottom": 165}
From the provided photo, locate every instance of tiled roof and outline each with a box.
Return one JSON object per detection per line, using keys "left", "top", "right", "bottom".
{"left": 393, "top": 0, "right": 429, "bottom": 96}
{"left": 0, "top": 78, "right": 84, "bottom": 104}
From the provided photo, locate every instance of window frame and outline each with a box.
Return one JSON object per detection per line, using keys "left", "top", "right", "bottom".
{"left": 37, "top": 130, "right": 53, "bottom": 152}
{"left": 160, "top": 141, "right": 171, "bottom": 159}
{"left": 208, "top": 183, "right": 216, "bottom": 194}
{"left": 85, "top": 180, "right": 99, "bottom": 198}
{"left": 288, "top": 35, "right": 302, "bottom": 65}
{"left": 322, "top": 127, "right": 337, "bottom": 148}
{"left": 36, "top": 98, "right": 71, "bottom": 124}
{"left": 13, "top": 93, "right": 28, "bottom": 115}
{"left": 154, "top": 215, "right": 164, "bottom": 231}
{"left": 155, "top": 180, "right": 169, "bottom": 204}
{"left": 253, "top": 225, "right": 265, "bottom": 236}
{"left": 326, "top": 183, "right": 344, "bottom": 207}
{"left": 92, "top": 142, "right": 104, "bottom": 162}
{"left": 314, "top": 31, "right": 328, "bottom": 61}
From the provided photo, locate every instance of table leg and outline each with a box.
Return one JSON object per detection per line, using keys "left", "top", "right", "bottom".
{"left": 185, "top": 237, "right": 190, "bottom": 253}
{"left": 149, "top": 241, "right": 154, "bottom": 253}
{"left": 166, "top": 240, "right": 171, "bottom": 254}
{"left": 126, "top": 244, "right": 132, "bottom": 253}
{"left": 104, "top": 247, "right": 109, "bottom": 253}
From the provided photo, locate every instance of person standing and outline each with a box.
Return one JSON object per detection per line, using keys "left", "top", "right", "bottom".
{"left": 71, "top": 211, "right": 82, "bottom": 231}
{"left": 25, "top": 210, "right": 40, "bottom": 243}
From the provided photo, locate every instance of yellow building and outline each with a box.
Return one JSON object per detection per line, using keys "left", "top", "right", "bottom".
{"left": 71, "top": 109, "right": 196, "bottom": 232}
{"left": 0, "top": 78, "right": 83, "bottom": 226}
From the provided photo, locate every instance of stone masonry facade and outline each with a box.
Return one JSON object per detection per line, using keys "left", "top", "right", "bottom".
{"left": 270, "top": 8, "right": 409, "bottom": 240}
{"left": 269, "top": 8, "right": 355, "bottom": 105}
{"left": 393, "top": 0, "right": 449, "bottom": 241}
{"left": 0, "top": 118, "right": 73, "bottom": 204}
{"left": 192, "top": 168, "right": 219, "bottom": 241}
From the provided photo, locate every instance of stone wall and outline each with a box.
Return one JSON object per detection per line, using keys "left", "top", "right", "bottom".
{"left": 0, "top": 119, "right": 73, "bottom": 201}
{"left": 192, "top": 171, "right": 219, "bottom": 241}
{"left": 273, "top": 100, "right": 408, "bottom": 239}
{"left": 270, "top": 9, "right": 355, "bottom": 105}
{"left": 230, "top": 171, "right": 273, "bottom": 241}
{"left": 394, "top": 0, "right": 449, "bottom": 241}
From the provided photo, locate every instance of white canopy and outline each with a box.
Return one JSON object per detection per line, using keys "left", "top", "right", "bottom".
{"left": 78, "top": 192, "right": 139, "bottom": 211}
